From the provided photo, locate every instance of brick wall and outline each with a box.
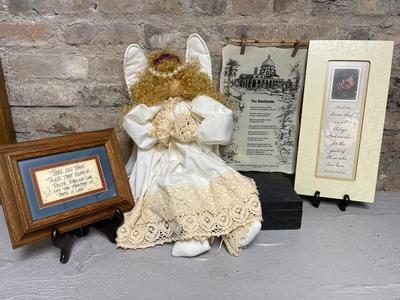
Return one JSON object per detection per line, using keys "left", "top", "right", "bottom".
{"left": 0, "top": 0, "right": 399, "bottom": 190}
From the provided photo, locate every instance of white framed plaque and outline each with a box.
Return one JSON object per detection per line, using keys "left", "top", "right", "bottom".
{"left": 294, "top": 40, "right": 393, "bottom": 203}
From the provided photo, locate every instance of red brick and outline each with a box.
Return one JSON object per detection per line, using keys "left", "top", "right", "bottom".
{"left": 0, "top": 23, "right": 50, "bottom": 42}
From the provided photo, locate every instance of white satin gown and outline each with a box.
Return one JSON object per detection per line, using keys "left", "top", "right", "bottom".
{"left": 116, "top": 95, "right": 262, "bottom": 255}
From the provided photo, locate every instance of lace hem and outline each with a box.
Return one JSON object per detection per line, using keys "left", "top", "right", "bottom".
{"left": 116, "top": 171, "right": 262, "bottom": 255}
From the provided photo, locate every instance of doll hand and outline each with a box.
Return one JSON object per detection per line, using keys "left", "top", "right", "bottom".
{"left": 172, "top": 112, "right": 198, "bottom": 143}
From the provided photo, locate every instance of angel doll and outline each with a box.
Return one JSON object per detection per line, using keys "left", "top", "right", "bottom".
{"left": 116, "top": 34, "right": 262, "bottom": 257}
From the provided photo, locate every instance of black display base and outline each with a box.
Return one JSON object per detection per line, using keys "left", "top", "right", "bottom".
{"left": 338, "top": 194, "right": 350, "bottom": 211}
{"left": 311, "top": 191, "right": 351, "bottom": 211}
{"left": 51, "top": 209, "right": 124, "bottom": 264}
{"left": 312, "top": 191, "right": 321, "bottom": 208}
{"left": 241, "top": 172, "right": 303, "bottom": 230}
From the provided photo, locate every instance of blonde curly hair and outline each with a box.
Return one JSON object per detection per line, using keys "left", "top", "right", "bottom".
{"left": 128, "top": 49, "right": 224, "bottom": 106}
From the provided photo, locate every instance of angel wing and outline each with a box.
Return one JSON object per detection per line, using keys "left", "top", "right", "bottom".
{"left": 124, "top": 44, "right": 147, "bottom": 95}
{"left": 186, "top": 34, "right": 212, "bottom": 80}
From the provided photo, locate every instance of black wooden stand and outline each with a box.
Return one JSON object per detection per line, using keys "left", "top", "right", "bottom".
{"left": 51, "top": 209, "right": 124, "bottom": 264}
{"left": 312, "top": 191, "right": 351, "bottom": 211}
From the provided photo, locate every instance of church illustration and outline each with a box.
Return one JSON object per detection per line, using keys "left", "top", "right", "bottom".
{"left": 234, "top": 54, "right": 293, "bottom": 92}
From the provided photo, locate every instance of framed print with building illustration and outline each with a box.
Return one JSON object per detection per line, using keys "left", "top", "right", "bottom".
{"left": 220, "top": 43, "right": 308, "bottom": 173}
{"left": 0, "top": 129, "right": 134, "bottom": 248}
{"left": 294, "top": 40, "right": 393, "bottom": 203}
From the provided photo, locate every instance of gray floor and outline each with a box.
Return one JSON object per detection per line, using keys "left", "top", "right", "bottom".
{"left": 1, "top": 192, "right": 400, "bottom": 300}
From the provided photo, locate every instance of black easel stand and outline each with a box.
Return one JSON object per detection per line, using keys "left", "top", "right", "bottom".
{"left": 51, "top": 209, "right": 124, "bottom": 264}
{"left": 312, "top": 191, "right": 321, "bottom": 208}
{"left": 338, "top": 194, "right": 350, "bottom": 212}
{"left": 312, "top": 192, "right": 351, "bottom": 211}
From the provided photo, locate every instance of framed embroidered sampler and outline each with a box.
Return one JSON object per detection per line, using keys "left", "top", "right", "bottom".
{"left": 294, "top": 40, "right": 394, "bottom": 203}
{"left": 0, "top": 129, "right": 134, "bottom": 248}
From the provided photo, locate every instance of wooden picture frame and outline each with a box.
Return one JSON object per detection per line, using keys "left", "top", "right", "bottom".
{"left": 0, "top": 129, "right": 134, "bottom": 248}
{"left": 0, "top": 59, "right": 16, "bottom": 205}
{"left": 0, "top": 59, "right": 16, "bottom": 145}
{"left": 294, "top": 40, "right": 394, "bottom": 203}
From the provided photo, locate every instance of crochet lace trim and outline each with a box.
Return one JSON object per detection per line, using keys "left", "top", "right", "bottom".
{"left": 116, "top": 171, "right": 262, "bottom": 256}
{"left": 151, "top": 97, "right": 199, "bottom": 146}
{"left": 150, "top": 97, "right": 176, "bottom": 147}
{"left": 172, "top": 111, "right": 198, "bottom": 143}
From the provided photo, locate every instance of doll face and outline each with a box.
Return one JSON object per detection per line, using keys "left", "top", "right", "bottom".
{"left": 168, "top": 79, "right": 181, "bottom": 97}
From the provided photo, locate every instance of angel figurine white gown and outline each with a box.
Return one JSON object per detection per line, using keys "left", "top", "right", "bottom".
{"left": 116, "top": 34, "right": 262, "bottom": 256}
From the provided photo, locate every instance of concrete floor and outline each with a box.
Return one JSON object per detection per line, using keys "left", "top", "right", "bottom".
{"left": 1, "top": 192, "right": 400, "bottom": 300}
